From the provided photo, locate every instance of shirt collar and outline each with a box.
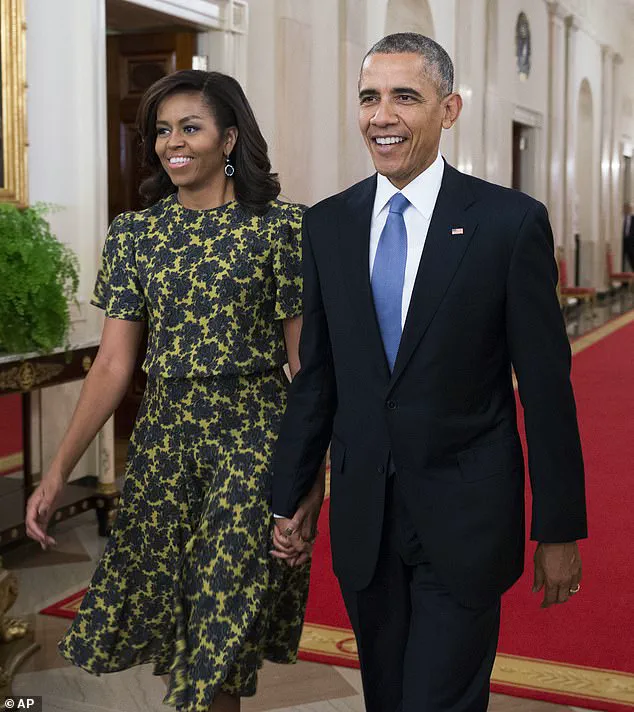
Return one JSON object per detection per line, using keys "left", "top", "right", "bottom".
{"left": 373, "top": 153, "right": 445, "bottom": 220}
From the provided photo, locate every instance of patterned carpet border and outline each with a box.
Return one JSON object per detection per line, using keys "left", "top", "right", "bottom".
{"left": 39, "top": 589, "right": 87, "bottom": 620}
{"left": 299, "top": 622, "right": 634, "bottom": 708}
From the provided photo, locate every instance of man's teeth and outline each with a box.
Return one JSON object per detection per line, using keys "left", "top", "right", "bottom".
{"left": 375, "top": 137, "right": 404, "bottom": 145}
{"left": 169, "top": 157, "right": 192, "bottom": 164}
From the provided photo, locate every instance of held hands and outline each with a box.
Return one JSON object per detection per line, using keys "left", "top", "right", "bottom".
{"left": 25, "top": 474, "right": 64, "bottom": 550}
{"left": 271, "top": 477, "right": 325, "bottom": 567}
{"left": 533, "top": 541, "right": 582, "bottom": 608}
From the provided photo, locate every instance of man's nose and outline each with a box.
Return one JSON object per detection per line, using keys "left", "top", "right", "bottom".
{"left": 370, "top": 100, "right": 398, "bottom": 127}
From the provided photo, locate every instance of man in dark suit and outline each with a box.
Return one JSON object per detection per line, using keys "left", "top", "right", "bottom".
{"left": 271, "top": 33, "right": 587, "bottom": 712}
{"left": 623, "top": 202, "right": 634, "bottom": 270}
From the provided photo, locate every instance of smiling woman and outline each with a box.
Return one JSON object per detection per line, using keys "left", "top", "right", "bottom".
{"left": 27, "top": 67, "right": 313, "bottom": 712}
{"left": 137, "top": 70, "right": 280, "bottom": 214}
{"left": 0, "top": 0, "right": 27, "bottom": 206}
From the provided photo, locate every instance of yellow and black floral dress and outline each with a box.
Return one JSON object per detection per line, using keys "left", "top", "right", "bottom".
{"left": 58, "top": 194, "right": 309, "bottom": 711}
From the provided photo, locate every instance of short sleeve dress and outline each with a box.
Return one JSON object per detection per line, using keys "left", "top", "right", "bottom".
{"left": 58, "top": 194, "right": 310, "bottom": 712}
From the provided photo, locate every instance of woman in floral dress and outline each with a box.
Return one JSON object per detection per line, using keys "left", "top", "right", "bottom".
{"left": 25, "top": 70, "right": 323, "bottom": 712}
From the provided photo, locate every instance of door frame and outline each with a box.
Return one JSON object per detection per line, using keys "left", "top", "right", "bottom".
{"left": 95, "top": 0, "right": 248, "bottom": 245}
{"left": 123, "top": 0, "right": 223, "bottom": 28}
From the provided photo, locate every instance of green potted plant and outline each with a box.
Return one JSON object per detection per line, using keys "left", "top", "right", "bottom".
{"left": 0, "top": 203, "right": 79, "bottom": 354}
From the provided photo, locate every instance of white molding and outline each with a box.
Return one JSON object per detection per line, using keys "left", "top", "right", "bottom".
{"left": 122, "top": 0, "right": 223, "bottom": 28}
{"left": 513, "top": 105, "right": 544, "bottom": 129}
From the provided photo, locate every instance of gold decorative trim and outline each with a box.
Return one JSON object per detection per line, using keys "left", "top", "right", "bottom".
{"left": 0, "top": 452, "right": 22, "bottom": 472}
{"left": 571, "top": 308, "right": 634, "bottom": 356}
{"left": 0, "top": 0, "right": 27, "bottom": 206}
{"left": 300, "top": 623, "right": 358, "bottom": 662}
{"left": 493, "top": 654, "right": 634, "bottom": 707}
{"left": 96, "top": 482, "right": 118, "bottom": 496}
{"left": 300, "top": 623, "right": 634, "bottom": 707}
{"left": 0, "top": 362, "right": 64, "bottom": 392}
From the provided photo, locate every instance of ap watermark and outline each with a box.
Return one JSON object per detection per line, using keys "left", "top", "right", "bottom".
{"left": 2, "top": 697, "right": 42, "bottom": 711}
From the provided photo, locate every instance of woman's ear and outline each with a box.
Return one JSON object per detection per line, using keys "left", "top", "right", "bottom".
{"left": 224, "top": 127, "right": 238, "bottom": 156}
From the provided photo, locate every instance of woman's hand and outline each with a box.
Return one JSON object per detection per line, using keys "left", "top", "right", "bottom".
{"left": 270, "top": 472, "right": 325, "bottom": 567}
{"left": 25, "top": 474, "right": 64, "bottom": 549}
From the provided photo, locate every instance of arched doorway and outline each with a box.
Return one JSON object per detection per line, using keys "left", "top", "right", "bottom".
{"left": 574, "top": 79, "right": 594, "bottom": 286}
{"left": 385, "top": 0, "right": 435, "bottom": 38}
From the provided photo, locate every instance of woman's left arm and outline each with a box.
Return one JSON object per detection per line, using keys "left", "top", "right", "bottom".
{"left": 283, "top": 316, "right": 303, "bottom": 379}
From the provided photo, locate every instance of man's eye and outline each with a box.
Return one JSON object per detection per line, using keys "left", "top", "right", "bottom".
{"left": 398, "top": 95, "right": 413, "bottom": 102}
{"left": 360, "top": 96, "right": 377, "bottom": 105}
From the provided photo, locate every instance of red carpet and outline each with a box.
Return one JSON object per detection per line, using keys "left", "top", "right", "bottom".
{"left": 0, "top": 394, "right": 22, "bottom": 476}
{"left": 40, "top": 589, "right": 87, "bottom": 619}
{"left": 299, "top": 314, "right": 634, "bottom": 711}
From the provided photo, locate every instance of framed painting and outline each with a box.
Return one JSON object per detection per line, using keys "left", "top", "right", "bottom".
{"left": 0, "top": 0, "right": 27, "bottom": 206}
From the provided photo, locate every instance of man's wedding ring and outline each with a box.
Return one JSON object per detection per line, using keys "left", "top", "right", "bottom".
{"left": 569, "top": 584, "right": 581, "bottom": 594}
{"left": 283, "top": 526, "right": 294, "bottom": 537}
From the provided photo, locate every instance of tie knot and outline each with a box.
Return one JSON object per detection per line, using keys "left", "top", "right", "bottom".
{"left": 389, "top": 193, "right": 409, "bottom": 215}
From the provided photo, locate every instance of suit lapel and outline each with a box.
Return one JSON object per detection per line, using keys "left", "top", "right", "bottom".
{"left": 389, "top": 164, "right": 478, "bottom": 389}
{"left": 338, "top": 175, "right": 391, "bottom": 380}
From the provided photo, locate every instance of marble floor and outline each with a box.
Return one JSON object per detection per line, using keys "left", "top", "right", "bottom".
{"left": 4, "top": 292, "right": 631, "bottom": 712}
{"left": 4, "top": 513, "right": 602, "bottom": 712}
{"left": 563, "top": 285, "right": 633, "bottom": 338}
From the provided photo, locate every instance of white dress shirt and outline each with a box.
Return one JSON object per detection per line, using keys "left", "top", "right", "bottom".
{"left": 370, "top": 153, "right": 444, "bottom": 328}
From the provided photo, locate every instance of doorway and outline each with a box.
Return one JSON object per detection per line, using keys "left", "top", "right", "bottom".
{"left": 511, "top": 121, "right": 536, "bottom": 196}
{"left": 105, "top": 0, "right": 198, "bottom": 464}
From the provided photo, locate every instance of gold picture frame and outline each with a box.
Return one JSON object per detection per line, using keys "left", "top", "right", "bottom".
{"left": 0, "top": 0, "right": 27, "bottom": 206}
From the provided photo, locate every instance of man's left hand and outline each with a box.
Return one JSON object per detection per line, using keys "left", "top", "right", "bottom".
{"left": 533, "top": 541, "right": 582, "bottom": 608}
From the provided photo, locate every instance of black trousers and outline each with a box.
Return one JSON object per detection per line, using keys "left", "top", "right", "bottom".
{"left": 340, "top": 477, "right": 501, "bottom": 712}
{"left": 624, "top": 236, "right": 634, "bottom": 271}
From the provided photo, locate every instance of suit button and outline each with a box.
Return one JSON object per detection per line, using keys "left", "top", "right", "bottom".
{"left": 377, "top": 465, "right": 385, "bottom": 475}
{"left": 386, "top": 400, "right": 397, "bottom": 410}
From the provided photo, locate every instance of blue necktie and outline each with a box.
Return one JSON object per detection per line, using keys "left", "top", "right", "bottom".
{"left": 371, "top": 192, "right": 409, "bottom": 371}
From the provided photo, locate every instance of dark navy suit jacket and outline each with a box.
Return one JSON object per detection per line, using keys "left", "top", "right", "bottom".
{"left": 272, "top": 163, "right": 587, "bottom": 608}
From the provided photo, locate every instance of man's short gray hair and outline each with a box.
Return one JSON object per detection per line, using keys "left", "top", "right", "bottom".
{"left": 363, "top": 33, "right": 454, "bottom": 97}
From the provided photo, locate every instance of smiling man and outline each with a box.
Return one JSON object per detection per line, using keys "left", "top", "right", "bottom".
{"left": 272, "top": 34, "right": 587, "bottom": 712}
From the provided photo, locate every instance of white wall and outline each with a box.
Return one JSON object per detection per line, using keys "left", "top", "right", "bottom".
{"left": 27, "top": 0, "right": 108, "bottom": 337}
{"left": 26, "top": 0, "right": 109, "bottom": 480}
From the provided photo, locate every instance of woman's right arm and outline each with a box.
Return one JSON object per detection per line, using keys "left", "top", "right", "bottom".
{"left": 25, "top": 316, "right": 145, "bottom": 548}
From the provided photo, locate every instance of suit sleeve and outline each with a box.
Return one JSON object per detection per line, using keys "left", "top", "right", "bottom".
{"left": 506, "top": 201, "right": 587, "bottom": 543}
{"left": 271, "top": 212, "right": 337, "bottom": 517}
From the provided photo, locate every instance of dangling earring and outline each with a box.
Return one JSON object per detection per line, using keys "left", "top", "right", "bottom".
{"left": 224, "top": 155, "right": 235, "bottom": 177}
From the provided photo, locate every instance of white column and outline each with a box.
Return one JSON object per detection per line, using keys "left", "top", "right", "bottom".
{"left": 27, "top": 0, "right": 108, "bottom": 482}
{"left": 310, "top": 0, "right": 340, "bottom": 203}
{"left": 611, "top": 53, "right": 624, "bottom": 266}
{"left": 274, "top": 0, "right": 313, "bottom": 202}
{"left": 546, "top": 2, "right": 567, "bottom": 250}
{"left": 339, "top": 0, "right": 372, "bottom": 190}
{"left": 599, "top": 44, "right": 614, "bottom": 287}
{"left": 453, "top": 0, "right": 486, "bottom": 177}
{"left": 563, "top": 14, "right": 579, "bottom": 278}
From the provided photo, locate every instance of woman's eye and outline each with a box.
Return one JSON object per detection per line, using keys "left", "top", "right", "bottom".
{"left": 156, "top": 128, "right": 169, "bottom": 136}
{"left": 183, "top": 125, "right": 198, "bottom": 134}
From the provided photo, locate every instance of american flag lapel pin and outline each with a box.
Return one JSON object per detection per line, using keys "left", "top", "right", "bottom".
{"left": 451, "top": 227, "right": 464, "bottom": 236}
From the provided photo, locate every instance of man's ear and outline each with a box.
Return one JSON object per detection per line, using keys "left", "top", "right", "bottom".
{"left": 442, "top": 93, "right": 463, "bottom": 130}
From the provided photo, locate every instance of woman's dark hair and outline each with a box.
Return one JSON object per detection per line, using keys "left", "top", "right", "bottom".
{"left": 137, "top": 70, "right": 280, "bottom": 215}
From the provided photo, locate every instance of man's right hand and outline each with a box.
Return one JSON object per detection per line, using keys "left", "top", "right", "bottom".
{"left": 25, "top": 475, "right": 64, "bottom": 550}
